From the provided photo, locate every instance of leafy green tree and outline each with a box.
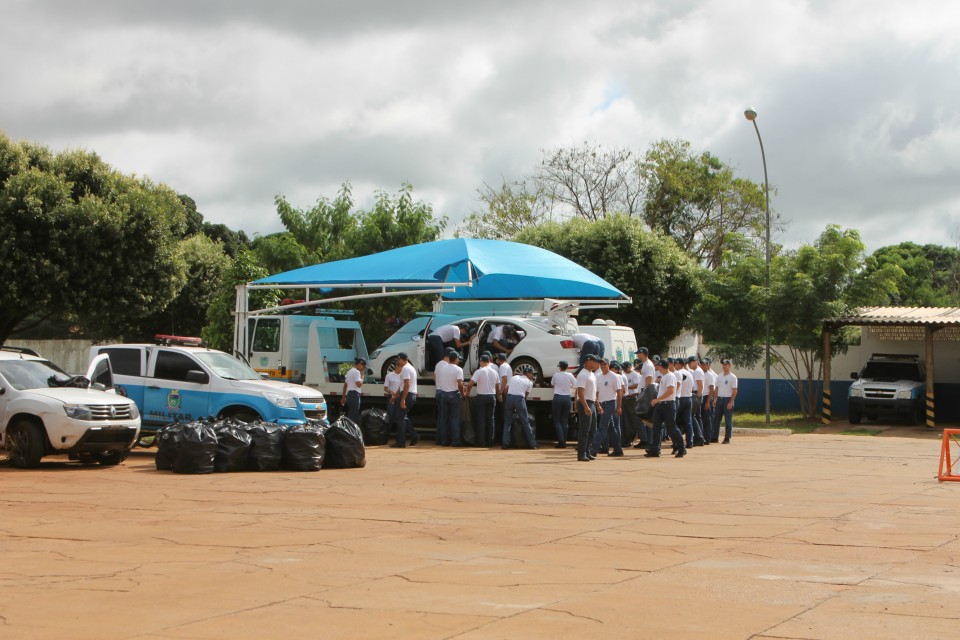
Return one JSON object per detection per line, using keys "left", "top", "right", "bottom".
{"left": 516, "top": 214, "right": 703, "bottom": 351}
{"left": 0, "top": 132, "right": 188, "bottom": 344}
{"left": 863, "top": 242, "right": 960, "bottom": 306}
{"left": 274, "top": 182, "right": 357, "bottom": 262}
{"left": 251, "top": 232, "right": 314, "bottom": 275}
{"left": 639, "top": 138, "right": 770, "bottom": 269}
{"left": 203, "top": 249, "right": 276, "bottom": 352}
{"left": 132, "top": 234, "right": 231, "bottom": 339}
{"left": 696, "top": 225, "right": 902, "bottom": 417}
{"left": 457, "top": 179, "right": 546, "bottom": 239}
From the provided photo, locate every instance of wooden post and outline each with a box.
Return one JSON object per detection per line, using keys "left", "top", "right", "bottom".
{"left": 822, "top": 325, "right": 832, "bottom": 425}
{"left": 926, "top": 325, "right": 936, "bottom": 429}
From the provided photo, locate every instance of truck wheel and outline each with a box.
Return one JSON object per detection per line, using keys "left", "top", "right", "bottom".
{"left": 848, "top": 409, "right": 862, "bottom": 425}
{"left": 381, "top": 356, "right": 399, "bottom": 381}
{"left": 96, "top": 451, "right": 126, "bottom": 466}
{"left": 8, "top": 421, "right": 45, "bottom": 469}
{"left": 511, "top": 357, "right": 543, "bottom": 385}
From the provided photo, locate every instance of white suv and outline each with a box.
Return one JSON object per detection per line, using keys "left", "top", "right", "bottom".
{"left": 0, "top": 347, "right": 141, "bottom": 468}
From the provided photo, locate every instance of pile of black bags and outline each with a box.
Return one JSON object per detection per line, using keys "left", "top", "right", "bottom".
{"left": 155, "top": 416, "right": 365, "bottom": 474}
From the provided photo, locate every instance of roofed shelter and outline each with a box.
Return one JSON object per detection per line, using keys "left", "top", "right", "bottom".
{"left": 823, "top": 307, "right": 960, "bottom": 428}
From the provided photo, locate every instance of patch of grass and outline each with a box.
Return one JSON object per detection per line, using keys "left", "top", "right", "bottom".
{"left": 736, "top": 412, "right": 821, "bottom": 434}
{"left": 839, "top": 428, "right": 882, "bottom": 436}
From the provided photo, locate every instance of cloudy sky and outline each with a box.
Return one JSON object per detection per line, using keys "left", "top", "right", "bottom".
{"left": 2, "top": 0, "right": 959, "bottom": 252}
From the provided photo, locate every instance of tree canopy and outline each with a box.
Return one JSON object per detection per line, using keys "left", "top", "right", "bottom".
{"left": 0, "top": 132, "right": 189, "bottom": 345}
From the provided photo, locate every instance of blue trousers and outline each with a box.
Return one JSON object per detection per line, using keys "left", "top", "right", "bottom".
{"left": 387, "top": 397, "right": 418, "bottom": 445}
{"left": 575, "top": 339, "right": 604, "bottom": 375}
{"left": 691, "top": 394, "right": 704, "bottom": 444}
{"left": 649, "top": 400, "right": 684, "bottom": 455}
{"left": 552, "top": 394, "right": 572, "bottom": 446}
{"left": 576, "top": 400, "right": 597, "bottom": 458}
{"left": 677, "top": 396, "right": 693, "bottom": 446}
{"left": 345, "top": 390, "right": 361, "bottom": 424}
{"left": 394, "top": 393, "right": 417, "bottom": 446}
{"left": 714, "top": 397, "right": 734, "bottom": 441}
{"left": 437, "top": 390, "right": 462, "bottom": 446}
{"left": 700, "top": 399, "right": 714, "bottom": 442}
{"left": 503, "top": 394, "right": 537, "bottom": 448}
{"left": 474, "top": 394, "right": 496, "bottom": 446}
{"left": 594, "top": 399, "right": 622, "bottom": 455}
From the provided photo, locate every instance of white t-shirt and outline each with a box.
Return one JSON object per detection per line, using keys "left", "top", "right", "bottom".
{"left": 488, "top": 325, "right": 504, "bottom": 341}
{"left": 570, "top": 333, "right": 593, "bottom": 348}
{"left": 597, "top": 370, "right": 623, "bottom": 403}
{"left": 576, "top": 369, "right": 597, "bottom": 401}
{"left": 717, "top": 372, "right": 738, "bottom": 397}
{"left": 657, "top": 371, "right": 677, "bottom": 400}
{"left": 507, "top": 374, "right": 533, "bottom": 396}
{"left": 705, "top": 368, "right": 718, "bottom": 395}
{"left": 470, "top": 365, "right": 500, "bottom": 395}
{"left": 498, "top": 363, "right": 512, "bottom": 388}
{"left": 625, "top": 370, "right": 641, "bottom": 396}
{"left": 551, "top": 371, "right": 577, "bottom": 396}
{"left": 384, "top": 370, "right": 401, "bottom": 394}
{"left": 692, "top": 367, "right": 704, "bottom": 394}
{"left": 640, "top": 360, "right": 656, "bottom": 390}
{"left": 437, "top": 363, "right": 464, "bottom": 393}
{"left": 345, "top": 367, "right": 363, "bottom": 393}
{"left": 431, "top": 324, "right": 461, "bottom": 342}
{"left": 433, "top": 360, "right": 450, "bottom": 386}
{"left": 678, "top": 369, "right": 694, "bottom": 398}
{"left": 398, "top": 362, "right": 418, "bottom": 395}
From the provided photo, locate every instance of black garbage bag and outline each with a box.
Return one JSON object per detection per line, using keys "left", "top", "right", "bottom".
{"left": 172, "top": 421, "right": 218, "bottom": 474}
{"left": 509, "top": 409, "right": 537, "bottom": 448}
{"left": 637, "top": 383, "right": 659, "bottom": 420}
{"left": 321, "top": 416, "right": 366, "bottom": 469}
{"left": 359, "top": 408, "right": 390, "bottom": 446}
{"left": 240, "top": 421, "right": 285, "bottom": 471}
{"left": 213, "top": 420, "right": 253, "bottom": 473}
{"left": 282, "top": 423, "right": 326, "bottom": 471}
{"left": 155, "top": 423, "right": 185, "bottom": 471}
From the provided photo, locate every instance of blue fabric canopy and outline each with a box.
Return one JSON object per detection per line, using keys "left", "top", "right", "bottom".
{"left": 253, "top": 238, "right": 626, "bottom": 300}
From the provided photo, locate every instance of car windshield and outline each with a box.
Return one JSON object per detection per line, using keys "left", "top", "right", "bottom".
{"left": 194, "top": 352, "right": 263, "bottom": 381}
{"left": 377, "top": 317, "right": 430, "bottom": 349}
{"left": 0, "top": 358, "right": 72, "bottom": 390}
{"left": 861, "top": 361, "right": 923, "bottom": 382}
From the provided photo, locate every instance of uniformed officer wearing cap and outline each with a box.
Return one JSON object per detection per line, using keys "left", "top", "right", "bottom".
{"left": 495, "top": 352, "right": 511, "bottom": 445}
{"left": 700, "top": 357, "right": 717, "bottom": 445}
{"left": 647, "top": 357, "right": 686, "bottom": 458}
{"left": 340, "top": 357, "right": 365, "bottom": 424}
{"left": 688, "top": 356, "right": 706, "bottom": 446}
{"left": 465, "top": 353, "right": 499, "bottom": 447}
{"left": 436, "top": 350, "right": 466, "bottom": 446}
{"left": 551, "top": 360, "right": 577, "bottom": 448}
{"left": 593, "top": 358, "right": 624, "bottom": 457}
{"left": 427, "top": 323, "right": 470, "bottom": 372}
{"left": 390, "top": 352, "right": 419, "bottom": 448}
{"left": 575, "top": 354, "right": 601, "bottom": 461}
{"left": 713, "top": 359, "right": 738, "bottom": 444}
{"left": 633, "top": 348, "right": 656, "bottom": 448}
{"left": 621, "top": 360, "right": 641, "bottom": 447}
{"left": 502, "top": 365, "right": 539, "bottom": 449}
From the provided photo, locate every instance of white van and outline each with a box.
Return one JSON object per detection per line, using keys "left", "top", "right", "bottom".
{"left": 581, "top": 319, "right": 639, "bottom": 364}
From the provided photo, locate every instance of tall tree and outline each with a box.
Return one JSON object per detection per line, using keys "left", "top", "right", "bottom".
{"left": 203, "top": 250, "right": 276, "bottom": 352}
{"left": 863, "top": 242, "right": 960, "bottom": 306}
{"left": 639, "top": 138, "right": 770, "bottom": 269}
{"left": 516, "top": 214, "right": 703, "bottom": 351}
{"left": 0, "top": 132, "right": 188, "bottom": 344}
{"left": 696, "top": 226, "right": 902, "bottom": 417}
{"left": 457, "top": 180, "right": 546, "bottom": 240}
{"left": 532, "top": 143, "right": 643, "bottom": 220}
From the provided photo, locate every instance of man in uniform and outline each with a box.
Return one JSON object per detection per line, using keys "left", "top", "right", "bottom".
{"left": 340, "top": 357, "right": 365, "bottom": 424}
{"left": 571, "top": 332, "right": 604, "bottom": 375}
{"left": 633, "top": 348, "right": 657, "bottom": 448}
{"left": 700, "top": 357, "right": 717, "bottom": 444}
{"left": 465, "top": 353, "right": 499, "bottom": 447}
{"left": 714, "top": 359, "right": 739, "bottom": 444}
{"left": 390, "top": 352, "right": 418, "bottom": 448}
{"left": 592, "top": 358, "right": 624, "bottom": 457}
{"left": 621, "top": 360, "right": 640, "bottom": 448}
{"left": 675, "top": 357, "right": 694, "bottom": 449}
{"left": 436, "top": 351, "right": 466, "bottom": 446}
{"left": 575, "top": 354, "right": 600, "bottom": 462}
{"left": 384, "top": 361, "right": 418, "bottom": 446}
{"left": 647, "top": 358, "right": 686, "bottom": 458}
{"left": 427, "top": 323, "right": 469, "bottom": 371}
{"left": 550, "top": 360, "right": 577, "bottom": 448}
{"left": 495, "top": 352, "right": 512, "bottom": 444}
{"left": 689, "top": 356, "right": 706, "bottom": 446}
{"left": 502, "top": 365, "right": 539, "bottom": 450}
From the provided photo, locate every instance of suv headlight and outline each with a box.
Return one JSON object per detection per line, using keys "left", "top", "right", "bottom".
{"left": 64, "top": 404, "right": 93, "bottom": 420}
{"left": 849, "top": 386, "right": 863, "bottom": 398}
{"left": 369, "top": 349, "right": 381, "bottom": 360}
{"left": 896, "top": 389, "right": 915, "bottom": 399}
{"left": 263, "top": 391, "right": 297, "bottom": 408}
{"left": 128, "top": 403, "right": 140, "bottom": 419}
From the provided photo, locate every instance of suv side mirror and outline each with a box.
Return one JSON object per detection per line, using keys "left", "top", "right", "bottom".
{"left": 850, "top": 372, "right": 859, "bottom": 380}
{"left": 186, "top": 370, "right": 209, "bottom": 384}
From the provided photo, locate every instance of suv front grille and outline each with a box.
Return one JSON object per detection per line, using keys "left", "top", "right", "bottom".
{"left": 88, "top": 404, "right": 136, "bottom": 420}
{"left": 298, "top": 397, "right": 325, "bottom": 406}
{"left": 864, "top": 388, "right": 895, "bottom": 399}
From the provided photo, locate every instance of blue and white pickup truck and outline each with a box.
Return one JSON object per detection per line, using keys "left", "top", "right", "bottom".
{"left": 89, "top": 340, "right": 327, "bottom": 433}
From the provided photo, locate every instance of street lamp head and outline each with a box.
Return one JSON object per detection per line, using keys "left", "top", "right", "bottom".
{"left": 744, "top": 108, "right": 758, "bottom": 121}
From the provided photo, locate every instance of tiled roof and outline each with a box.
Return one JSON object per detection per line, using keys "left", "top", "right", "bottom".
{"left": 829, "top": 307, "right": 960, "bottom": 326}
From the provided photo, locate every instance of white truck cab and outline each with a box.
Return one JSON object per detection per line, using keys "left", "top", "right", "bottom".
{"left": 90, "top": 338, "right": 327, "bottom": 432}
{"left": 0, "top": 347, "right": 141, "bottom": 468}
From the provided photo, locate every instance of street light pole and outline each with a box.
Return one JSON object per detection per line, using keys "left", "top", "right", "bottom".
{"left": 744, "top": 107, "right": 771, "bottom": 424}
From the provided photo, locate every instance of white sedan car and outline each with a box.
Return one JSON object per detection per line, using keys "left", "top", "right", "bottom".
{"left": 368, "top": 314, "right": 581, "bottom": 383}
